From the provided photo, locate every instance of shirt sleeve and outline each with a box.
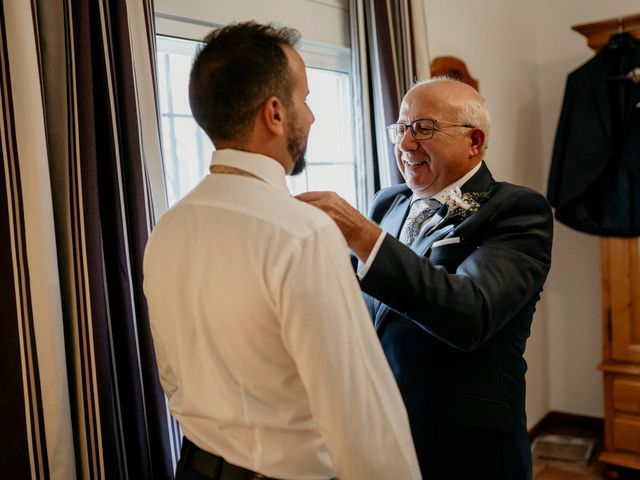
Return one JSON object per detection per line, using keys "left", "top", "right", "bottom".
{"left": 356, "top": 229, "right": 387, "bottom": 280}
{"left": 278, "top": 223, "right": 421, "bottom": 480}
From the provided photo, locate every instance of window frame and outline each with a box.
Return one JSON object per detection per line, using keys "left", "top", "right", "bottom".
{"left": 152, "top": 12, "right": 372, "bottom": 215}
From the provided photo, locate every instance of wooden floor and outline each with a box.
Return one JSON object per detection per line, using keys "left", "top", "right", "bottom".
{"left": 533, "top": 457, "right": 640, "bottom": 479}
{"left": 533, "top": 457, "right": 607, "bottom": 479}
{"left": 531, "top": 413, "right": 640, "bottom": 479}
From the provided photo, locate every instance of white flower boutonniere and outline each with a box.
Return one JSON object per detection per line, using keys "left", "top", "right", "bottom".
{"left": 426, "top": 187, "right": 492, "bottom": 235}
{"left": 445, "top": 187, "right": 490, "bottom": 220}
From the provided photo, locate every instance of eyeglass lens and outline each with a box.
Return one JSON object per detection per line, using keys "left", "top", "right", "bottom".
{"left": 387, "top": 119, "right": 436, "bottom": 144}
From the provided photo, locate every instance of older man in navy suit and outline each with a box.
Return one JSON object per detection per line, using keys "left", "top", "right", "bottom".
{"left": 299, "top": 78, "right": 553, "bottom": 479}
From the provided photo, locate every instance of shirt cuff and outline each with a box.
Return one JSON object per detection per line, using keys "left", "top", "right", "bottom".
{"left": 356, "top": 230, "right": 387, "bottom": 280}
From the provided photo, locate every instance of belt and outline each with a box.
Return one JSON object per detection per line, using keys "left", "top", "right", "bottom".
{"left": 179, "top": 437, "right": 276, "bottom": 480}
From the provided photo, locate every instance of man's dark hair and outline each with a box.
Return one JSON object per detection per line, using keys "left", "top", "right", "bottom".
{"left": 188, "top": 21, "right": 300, "bottom": 144}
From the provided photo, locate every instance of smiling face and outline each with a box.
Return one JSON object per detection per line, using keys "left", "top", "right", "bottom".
{"left": 395, "top": 80, "right": 485, "bottom": 198}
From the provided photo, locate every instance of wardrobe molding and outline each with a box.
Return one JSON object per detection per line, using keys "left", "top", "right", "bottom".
{"left": 572, "top": 13, "right": 640, "bottom": 50}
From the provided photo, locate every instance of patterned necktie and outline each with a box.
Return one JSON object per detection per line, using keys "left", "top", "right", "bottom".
{"left": 399, "top": 198, "right": 442, "bottom": 246}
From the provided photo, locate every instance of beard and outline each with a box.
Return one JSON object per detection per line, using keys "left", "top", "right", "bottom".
{"left": 286, "top": 110, "right": 308, "bottom": 176}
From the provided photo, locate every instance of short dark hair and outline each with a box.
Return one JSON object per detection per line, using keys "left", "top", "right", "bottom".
{"left": 188, "top": 21, "right": 300, "bottom": 144}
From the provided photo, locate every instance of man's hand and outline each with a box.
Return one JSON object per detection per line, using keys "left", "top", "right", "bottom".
{"left": 296, "top": 191, "right": 382, "bottom": 262}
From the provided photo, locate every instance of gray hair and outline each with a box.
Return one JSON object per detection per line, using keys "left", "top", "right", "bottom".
{"left": 413, "top": 76, "right": 491, "bottom": 155}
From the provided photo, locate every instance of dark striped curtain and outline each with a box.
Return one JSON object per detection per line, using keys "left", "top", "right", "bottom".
{"left": 1, "top": 0, "right": 179, "bottom": 478}
{"left": 350, "top": 0, "right": 430, "bottom": 188}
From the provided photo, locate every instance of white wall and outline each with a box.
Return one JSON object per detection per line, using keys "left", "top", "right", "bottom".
{"left": 424, "top": 0, "right": 640, "bottom": 426}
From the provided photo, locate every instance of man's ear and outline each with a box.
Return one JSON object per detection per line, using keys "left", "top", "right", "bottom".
{"left": 468, "top": 128, "right": 485, "bottom": 158}
{"left": 261, "top": 95, "right": 286, "bottom": 136}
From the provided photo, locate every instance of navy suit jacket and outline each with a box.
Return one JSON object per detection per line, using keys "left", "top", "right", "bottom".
{"left": 360, "top": 162, "right": 553, "bottom": 479}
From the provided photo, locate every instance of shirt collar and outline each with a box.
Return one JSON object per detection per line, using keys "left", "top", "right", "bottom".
{"left": 412, "top": 161, "right": 483, "bottom": 205}
{"left": 210, "top": 149, "right": 290, "bottom": 195}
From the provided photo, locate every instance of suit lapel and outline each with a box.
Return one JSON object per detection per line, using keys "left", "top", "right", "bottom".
{"left": 410, "top": 162, "right": 494, "bottom": 255}
{"left": 374, "top": 302, "right": 390, "bottom": 329}
{"left": 460, "top": 161, "right": 494, "bottom": 193}
{"left": 379, "top": 194, "right": 411, "bottom": 238}
{"left": 410, "top": 205, "right": 450, "bottom": 255}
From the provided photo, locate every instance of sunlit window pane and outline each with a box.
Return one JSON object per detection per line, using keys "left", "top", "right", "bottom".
{"left": 305, "top": 69, "right": 354, "bottom": 165}
{"left": 168, "top": 55, "right": 194, "bottom": 115}
{"left": 306, "top": 164, "right": 356, "bottom": 205}
{"left": 157, "top": 54, "right": 169, "bottom": 113}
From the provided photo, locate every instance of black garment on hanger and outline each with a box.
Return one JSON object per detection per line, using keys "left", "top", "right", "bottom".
{"left": 547, "top": 33, "right": 640, "bottom": 236}
{"left": 604, "top": 32, "right": 637, "bottom": 52}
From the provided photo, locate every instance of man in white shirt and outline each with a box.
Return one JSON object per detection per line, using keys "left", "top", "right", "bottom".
{"left": 143, "top": 21, "right": 420, "bottom": 480}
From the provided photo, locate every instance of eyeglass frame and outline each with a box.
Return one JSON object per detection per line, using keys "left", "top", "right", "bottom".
{"left": 386, "top": 118, "right": 475, "bottom": 144}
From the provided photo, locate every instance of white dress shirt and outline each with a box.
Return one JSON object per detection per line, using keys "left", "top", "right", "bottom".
{"left": 358, "top": 161, "right": 482, "bottom": 279}
{"left": 143, "top": 149, "right": 420, "bottom": 480}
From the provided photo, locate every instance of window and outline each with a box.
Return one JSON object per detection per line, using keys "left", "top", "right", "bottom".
{"left": 288, "top": 67, "right": 357, "bottom": 206}
{"left": 156, "top": 34, "right": 366, "bottom": 209}
{"left": 157, "top": 37, "right": 209, "bottom": 207}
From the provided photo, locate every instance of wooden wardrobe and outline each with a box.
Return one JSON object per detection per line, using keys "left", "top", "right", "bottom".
{"left": 572, "top": 13, "right": 640, "bottom": 475}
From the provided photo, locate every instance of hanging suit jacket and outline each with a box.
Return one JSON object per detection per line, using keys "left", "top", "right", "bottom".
{"left": 548, "top": 38, "right": 640, "bottom": 236}
{"left": 360, "top": 162, "right": 553, "bottom": 479}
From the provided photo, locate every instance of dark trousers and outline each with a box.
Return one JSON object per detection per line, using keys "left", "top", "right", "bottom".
{"left": 175, "top": 437, "right": 274, "bottom": 480}
{"left": 417, "top": 421, "right": 530, "bottom": 480}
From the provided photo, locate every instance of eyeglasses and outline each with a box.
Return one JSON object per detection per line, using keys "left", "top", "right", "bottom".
{"left": 386, "top": 118, "right": 475, "bottom": 144}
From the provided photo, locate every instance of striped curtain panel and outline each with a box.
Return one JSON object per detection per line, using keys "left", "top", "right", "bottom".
{"left": 350, "top": 0, "right": 431, "bottom": 188}
{"left": 0, "top": 0, "right": 179, "bottom": 478}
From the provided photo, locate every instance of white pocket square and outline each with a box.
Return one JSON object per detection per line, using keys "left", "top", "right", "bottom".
{"left": 431, "top": 237, "right": 461, "bottom": 248}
